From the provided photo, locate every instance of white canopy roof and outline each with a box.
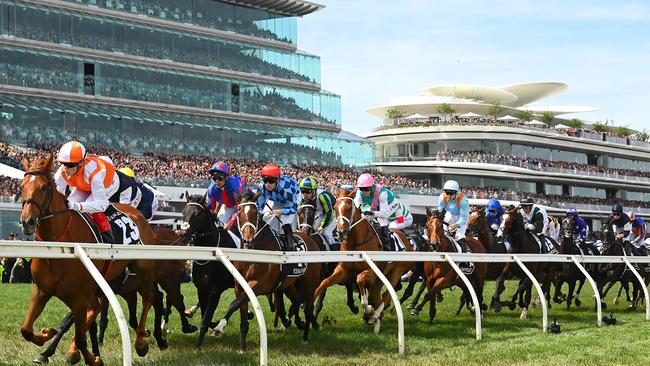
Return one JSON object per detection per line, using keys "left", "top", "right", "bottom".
{"left": 0, "top": 163, "right": 24, "bottom": 180}
{"left": 404, "top": 113, "right": 429, "bottom": 120}
{"left": 497, "top": 115, "right": 519, "bottom": 121}
{"left": 554, "top": 123, "right": 571, "bottom": 130}
{"left": 460, "top": 112, "right": 482, "bottom": 118}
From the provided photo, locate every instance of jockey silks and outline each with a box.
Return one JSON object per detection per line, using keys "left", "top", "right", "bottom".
{"left": 207, "top": 176, "right": 244, "bottom": 209}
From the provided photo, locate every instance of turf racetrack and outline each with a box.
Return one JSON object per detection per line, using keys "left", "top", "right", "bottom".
{"left": 0, "top": 280, "right": 649, "bottom": 365}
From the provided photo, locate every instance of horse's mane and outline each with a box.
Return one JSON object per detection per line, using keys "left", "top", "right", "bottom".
{"left": 188, "top": 194, "right": 205, "bottom": 203}
{"left": 241, "top": 189, "right": 257, "bottom": 203}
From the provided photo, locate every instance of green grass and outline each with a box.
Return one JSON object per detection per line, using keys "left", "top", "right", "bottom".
{"left": 1, "top": 280, "right": 649, "bottom": 366}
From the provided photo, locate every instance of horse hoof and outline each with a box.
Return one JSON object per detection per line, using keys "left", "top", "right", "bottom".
{"left": 135, "top": 342, "right": 150, "bottom": 357}
{"left": 296, "top": 320, "right": 305, "bottom": 331}
{"left": 364, "top": 305, "right": 374, "bottom": 315}
{"left": 312, "top": 321, "right": 320, "bottom": 331}
{"left": 33, "top": 354, "right": 49, "bottom": 364}
{"left": 145, "top": 329, "right": 151, "bottom": 337}
{"left": 367, "top": 316, "right": 376, "bottom": 325}
{"left": 410, "top": 309, "right": 420, "bottom": 316}
{"left": 66, "top": 351, "right": 81, "bottom": 365}
{"left": 373, "top": 319, "right": 381, "bottom": 335}
{"left": 508, "top": 302, "right": 516, "bottom": 311}
{"left": 520, "top": 310, "right": 528, "bottom": 320}
{"left": 157, "top": 338, "right": 169, "bottom": 351}
{"left": 213, "top": 319, "right": 228, "bottom": 337}
{"left": 183, "top": 324, "right": 198, "bottom": 334}
{"left": 575, "top": 298, "right": 582, "bottom": 307}
{"left": 248, "top": 311, "right": 255, "bottom": 320}
{"left": 275, "top": 324, "right": 287, "bottom": 332}
{"left": 350, "top": 305, "right": 359, "bottom": 314}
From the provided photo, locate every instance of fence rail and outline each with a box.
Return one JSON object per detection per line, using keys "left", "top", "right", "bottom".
{"left": 2, "top": 240, "right": 650, "bottom": 366}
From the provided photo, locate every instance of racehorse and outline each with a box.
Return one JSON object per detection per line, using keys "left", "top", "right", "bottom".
{"left": 553, "top": 216, "right": 593, "bottom": 309}
{"left": 410, "top": 209, "right": 487, "bottom": 322}
{"left": 33, "top": 226, "right": 193, "bottom": 364}
{"left": 212, "top": 190, "right": 323, "bottom": 349}
{"left": 296, "top": 196, "right": 359, "bottom": 318}
{"left": 19, "top": 154, "right": 159, "bottom": 366}
{"left": 491, "top": 207, "right": 558, "bottom": 319}
{"left": 313, "top": 187, "right": 414, "bottom": 331}
{"left": 178, "top": 193, "right": 239, "bottom": 348}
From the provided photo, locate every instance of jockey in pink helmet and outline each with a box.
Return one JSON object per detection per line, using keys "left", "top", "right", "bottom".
{"left": 353, "top": 173, "right": 412, "bottom": 251}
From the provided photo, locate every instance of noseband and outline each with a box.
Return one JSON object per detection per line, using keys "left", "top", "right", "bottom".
{"left": 181, "top": 201, "right": 217, "bottom": 243}
{"left": 21, "top": 169, "right": 68, "bottom": 225}
{"left": 336, "top": 196, "right": 362, "bottom": 230}
{"left": 297, "top": 203, "right": 316, "bottom": 231}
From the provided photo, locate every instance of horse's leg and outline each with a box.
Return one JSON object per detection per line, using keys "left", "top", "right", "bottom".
{"left": 491, "top": 266, "right": 511, "bottom": 312}
{"left": 399, "top": 263, "right": 422, "bottom": 303}
{"left": 574, "top": 276, "right": 586, "bottom": 307}
{"left": 214, "top": 280, "right": 268, "bottom": 337}
{"left": 409, "top": 279, "right": 428, "bottom": 310}
{"left": 301, "top": 280, "right": 317, "bottom": 344}
{"left": 33, "top": 311, "right": 74, "bottom": 364}
{"left": 357, "top": 269, "right": 375, "bottom": 316}
{"left": 428, "top": 276, "right": 454, "bottom": 323}
{"left": 124, "top": 290, "right": 139, "bottom": 332}
{"left": 150, "top": 285, "right": 169, "bottom": 350}
{"left": 196, "top": 290, "right": 221, "bottom": 347}
{"left": 88, "top": 319, "right": 100, "bottom": 358}
{"left": 134, "top": 273, "right": 156, "bottom": 357}
{"left": 98, "top": 300, "right": 109, "bottom": 345}
{"left": 565, "top": 278, "right": 576, "bottom": 310}
{"left": 239, "top": 297, "right": 250, "bottom": 353}
{"left": 313, "top": 264, "right": 351, "bottom": 300}
{"left": 314, "top": 289, "right": 327, "bottom": 321}
{"left": 68, "top": 297, "right": 101, "bottom": 366}
{"left": 20, "top": 285, "right": 55, "bottom": 346}
{"left": 273, "top": 290, "right": 291, "bottom": 331}
{"left": 159, "top": 278, "right": 197, "bottom": 334}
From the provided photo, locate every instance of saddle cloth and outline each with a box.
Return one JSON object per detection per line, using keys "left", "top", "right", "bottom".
{"left": 530, "top": 234, "right": 558, "bottom": 254}
{"left": 388, "top": 232, "right": 407, "bottom": 252}
{"left": 105, "top": 205, "right": 143, "bottom": 245}
{"left": 445, "top": 234, "right": 475, "bottom": 275}
{"left": 280, "top": 234, "right": 308, "bottom": 277}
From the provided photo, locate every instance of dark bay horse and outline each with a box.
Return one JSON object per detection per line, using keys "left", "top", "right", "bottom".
{"left": 491, "top": 207, "right": 558, "bottom": 319}
{"left": 553, "top": 216, "right": 592, "bottom": 309}
{"left": 296, "top": 196, "right": 359, "bottom": 318}
{"left": 178, "top": 193, "right": 239, "bottom": 348}
{"left": 410, "top": 209, "right": 487, "bottom": 322}
{"left": 19, "top": 155, "right": 159, "bottom": 366}
{"left": 213, "top": 191, "right": 323, "bottom": 349}
{"left": 313, "top": 188, "right": 414, "bottom": 330}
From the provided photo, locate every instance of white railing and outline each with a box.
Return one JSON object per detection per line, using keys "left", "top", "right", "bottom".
{"left": 2, "top": 240, "right": 650, "bottom": 366}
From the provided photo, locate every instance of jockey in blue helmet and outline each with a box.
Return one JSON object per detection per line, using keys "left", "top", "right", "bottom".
{"left": 485, "top": 198, "right": 504, "bottom": 233}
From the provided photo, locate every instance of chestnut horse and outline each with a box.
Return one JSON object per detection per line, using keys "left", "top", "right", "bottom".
{"left": 410, "top": 209, "right": 487, "bottom": 322}
{"left": 313, "top": 188, "right": 414, "bottom": 330}
{"left": 19, "top": 154, "right": 159, "bottom": 366}
{"left": 212, "top": 190, "right": 323, "bottom": 349}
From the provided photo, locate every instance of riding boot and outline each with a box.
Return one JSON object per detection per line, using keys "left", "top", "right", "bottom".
{"left": 536, "top": 234, "right": 547, "bottom": 253}
{"left": 457, "top": 237, "right": 474, "bottom": 273}
{"left": 379, "top": 226, "right": 392, "bottom": 251}
{"left": 281, "top": 224, "right": 296, "bottom": 252}
{"left": 457, "top": 237, "right": 469, "bottom": 253}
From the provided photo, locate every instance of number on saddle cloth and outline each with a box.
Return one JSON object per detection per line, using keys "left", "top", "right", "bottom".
{"left": 281, "top": 235, "right": 308, "bottom": 277}
{"left": 105, "top": 205, "right": 142, "bottom": 245}
{"left": 389, "top": 232, "right": 406, "bottom": 252}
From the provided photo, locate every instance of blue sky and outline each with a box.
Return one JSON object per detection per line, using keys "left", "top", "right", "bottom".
{"left": 298, "top": 0, "right": 650, "bottom": 136}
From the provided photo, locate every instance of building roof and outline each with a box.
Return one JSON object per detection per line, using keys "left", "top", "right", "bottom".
{"left": 223, "top": 0, "right": 324, "bottom": 16}
{"left": 337, "top": 130, "right": 372, "bottom": 143}
{"left": 368, "top": 82, "right": 597, "bottom": 118}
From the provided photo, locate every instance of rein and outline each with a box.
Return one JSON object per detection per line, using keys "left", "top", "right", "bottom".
{"left": 336, "top": 196, "right": 377, "bottom": 248}
{"left": 23, "top": 169, "right": 75, "bottom": 242}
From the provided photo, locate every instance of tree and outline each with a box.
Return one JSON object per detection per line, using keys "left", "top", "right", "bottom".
{"left": 436, "top": 103, "right": 456, "bottom": 121}
{"left": 515, "top": 110, "right": 534, "bottom": 122}
{"left": 616, "top": 126, "right": 631, "bottom": 137}
{"left": 592, "top": 123, "right": 609, "bottom": 133}
{"left": 386, "top": 108, "right": 406, "bottom": 125}
{"left": 486, "top": 103, "right": 504, "bottom": 118}
{"left": 540, "top": 112, "right": 555, "bottom": 126}
{"left": 565, "top": 118, "right": 583, "bottom": 129}
{"left": 636, "top": 130, "right": 649, "bottom": 142}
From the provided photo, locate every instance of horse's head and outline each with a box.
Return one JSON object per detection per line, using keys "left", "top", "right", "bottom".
{"left": 498, "top": 206, "right": 521, "bottom": 238}
{"left": 179, "top": 192, "right": 213, "bottom": 245}
{"left": 425, "top": 207, "right": 446, "bottom": 251}
{"left": 237, "top": 190, "right": 260, "bottom": 247}
{"left": 19, "top": 154, "right": 58, "bottom": 236}
{"left": 600, "top": 227, "right": 622, "bottom": 255}
{"left": 560, "top": 216, "right": 574, "bottom": 240}
{"left": 467, "top": 206, "right": 486, "bottom": 236}
{"left": 297, "top": 194, "right": 317, "bottom": 235}
{"left": 333, "top": 187, "right": 359, "bottom": 241}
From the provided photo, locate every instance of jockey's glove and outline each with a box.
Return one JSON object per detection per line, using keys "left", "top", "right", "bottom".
{"left": 316, "top": 227, "right": 324, "bottom": 234}
{"left": 68, "top": 201, "right": 82, "bottom": 211}
{"left": 525, "top": 223, "right": 536, "bottom": 231}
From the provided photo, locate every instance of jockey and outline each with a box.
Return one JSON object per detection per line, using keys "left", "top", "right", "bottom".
{"left": 256, "top": 163, "right": 300, "bottom": 252}
{"left": 545, "top": 215, "right": 560, "bottom": 243}
{"left": 485, "top": 198, "right": 504, "bottom": 234}
{"left": 206, "top": 161, "right": 243, "bottom": 230}
{"left": 54, "top": 141, "right": 119, "bottom": 243}
{"left": 607, "top": 204, "right": 630, "bottom": 236}
{"left": 565, "top": 208, "right": 596, "bottom": 254}
{"left": 298, "top": 177, "right": 337, "bottom": 248}
{"left": 625, "top": 211, "right": 647, "bottom": 256}
{"left": 437, "top": 180, "right": 470, "bottom": 252}
{"left": 518, "top": 197, "right": 548, "bottom": 250}
{"left": 114, "top": 166, "right": 159, "bottom": 221}
{"left": 354, "top": 173, "right": 413, "bottom": 251}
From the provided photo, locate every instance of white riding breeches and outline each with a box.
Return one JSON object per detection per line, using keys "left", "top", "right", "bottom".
{"left": 388, "top": 213, "right": 414, "bottom": 231}
{"left": 217, "top": 205, "right": 236, "bottom": 226}
{"left": 444, "top": 211, "right": 468, "bottom": 240}
{"left": 263, "top": 200, "right": 296, "bottom": 233}
{"left": 314, "top": 214, "right": 337, "bottom": 246}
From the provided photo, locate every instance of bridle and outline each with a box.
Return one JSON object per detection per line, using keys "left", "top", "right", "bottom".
{"left": 236, "top": 201, "right": 273, "bottom": 245}
{"left": 21, "top": 169, "right": 69, "bottom": 226}
{"left": 181, "top": 201, "right": 219, "bottom": 244}
{"left": 297, "top": 203, "right": 316, "bottom": 232}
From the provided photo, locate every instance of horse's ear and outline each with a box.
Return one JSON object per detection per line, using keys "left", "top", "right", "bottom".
{"left": 479, "top": 207, "right": 485, "bottom": 214}
{"left": 252, "top": 190, "right": 261, "bottom": 202}
{"left": 426, "top": 207, "right": 434, "bottom": 217}
{"left": 200, "top": 193, "right": 207, "bottom": 205}
{"left": 21, "top": 157, "right": 30, "bottom": 171}
{"left": 332, "top": 187, "right": 339, "bottom": 197}
{"left": 184, "top": 191, "right": 189, "bottom": 202}
{"left": 45, "top": 153, "right": 53, "bottom": 170}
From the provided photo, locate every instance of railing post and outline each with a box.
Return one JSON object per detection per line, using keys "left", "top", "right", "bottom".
{"left": 445, "top": 254, "right": 482, "bottom": 340}
{"left": 512, "top": 255, "right": 547, "bottom": 332}
{"left": 360, "top": 252, "right": 404, "bottom": 354}
{"left": 215, "top": 249, "right": 268, "bottom": 366}
{"left": 73, "top": 244, "right": 132, "bottom": 366}
{"left": 622, "top": 258, "right": 650, "bottom": 320}
{"left": 570, "top": 256, "right": 601, "bottom": 326}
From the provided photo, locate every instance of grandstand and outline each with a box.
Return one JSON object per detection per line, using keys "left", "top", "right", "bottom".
{"left": 366, "top": 82, "right": 650, "bottom": 231}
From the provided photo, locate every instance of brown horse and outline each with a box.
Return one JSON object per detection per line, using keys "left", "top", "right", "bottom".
{"left": 410, "top": 209, "right": 487, "bottom": 323}
{"left": 19, "top": 154, "right": 159, "bottom": 366}
{"left": 212, "top": 190, "right": 323, "bottom": 349}
{"left": 313, "top": 187, "right": 414, "bottom": 330}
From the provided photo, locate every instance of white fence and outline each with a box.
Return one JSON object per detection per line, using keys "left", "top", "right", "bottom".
{"left": 1, "top": 240, "right": 650, "bottom": 366}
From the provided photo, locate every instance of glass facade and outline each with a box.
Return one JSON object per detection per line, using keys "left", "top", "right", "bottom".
{"left": 60, "top": 0, "right": 298, "bottom": 44}
{"left": 0, "top": 2, "right": 318, "bottom": 83}
{"left": 0, "top": 46, "right": 339, "bottom": 124}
